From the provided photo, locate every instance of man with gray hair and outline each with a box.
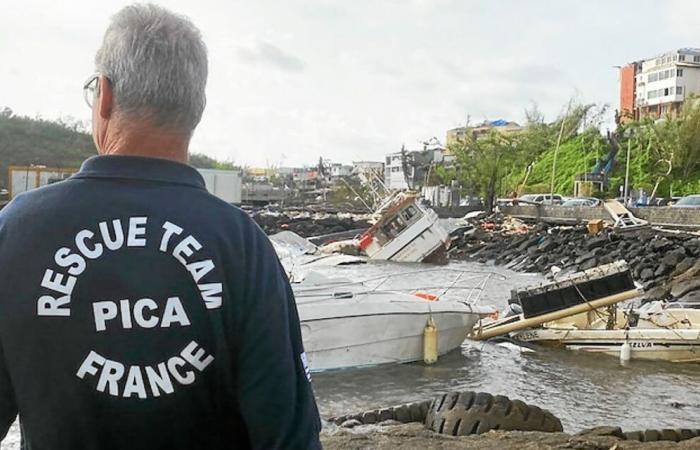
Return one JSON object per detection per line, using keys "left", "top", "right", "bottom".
{"left": 0, "top": 4, "right": 321, "bottom": 449}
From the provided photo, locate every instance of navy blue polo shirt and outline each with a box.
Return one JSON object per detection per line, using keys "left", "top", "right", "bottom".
{"left": 0, "top": 155, "right": 321, "bottom": 450}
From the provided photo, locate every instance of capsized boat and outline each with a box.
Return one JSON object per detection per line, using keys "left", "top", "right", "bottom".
{"left": 472, "top": 260, "right": 700, "bottom": 363}
{"left": 511, "top": 300, "right": 700, "bottom": 363}
{"left": 294, "top": 269, "right": 496, "bottom": 371}
{"left": 357, "top": 191, "right": 450, "bottom": 264}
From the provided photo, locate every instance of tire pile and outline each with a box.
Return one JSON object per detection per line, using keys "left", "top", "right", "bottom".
{"left": 329, "top": 391, "right": 700, "bottom": 444}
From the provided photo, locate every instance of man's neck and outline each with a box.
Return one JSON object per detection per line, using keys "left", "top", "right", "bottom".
{"left": 99, "top": 123, "right": 189, "bottom": 163}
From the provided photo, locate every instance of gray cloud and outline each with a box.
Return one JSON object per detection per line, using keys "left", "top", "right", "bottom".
{"left": 237, "top": 41, "right": 306, "bottom": 72}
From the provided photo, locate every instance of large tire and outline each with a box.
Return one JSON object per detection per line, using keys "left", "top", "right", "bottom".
{"left": 625, "top": 429, "right": 700, "bottom": 442}
{"left": 330, "top": 400, "right": 432, "bottom": 425}
{"left": 424, "top": 391, "right": 563, "bottom": 436}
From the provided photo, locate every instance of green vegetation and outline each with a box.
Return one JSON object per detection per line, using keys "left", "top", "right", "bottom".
{"left": 188, "top": 153, "right": 238, "bottom": 170}
{"left": 0, "top": 108, "right": 236, "bottom": 188}
{"left": 439, "top": 98, "right": 700, "bottom": 209}
{"left": 0, "top": 108, "right": 95, "bottom": 187}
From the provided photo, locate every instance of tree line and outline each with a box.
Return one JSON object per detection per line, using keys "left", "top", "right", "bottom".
{"left": 437, "top": 98, "right": 700, "bottom": 210}
{"left": 0, "top": 108, "right": 236, "bottom": 188}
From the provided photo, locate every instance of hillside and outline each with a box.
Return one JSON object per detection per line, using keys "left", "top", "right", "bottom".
{"left": 517, "top": 129, "right": 700, "bottom": 198}
{"left": 0, "top": 110, "right": 236, "bottom": 188}
{"left": 0, "top": 110, "right": 95, "bottom": 187}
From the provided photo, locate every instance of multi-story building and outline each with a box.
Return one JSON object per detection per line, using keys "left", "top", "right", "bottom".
{"left": 329, "top": 163, "right": 354, "bottom": 178}
{"left": 619, "top": 48, "right": 700, "bottom": 121}
{"left": 384, "top": 146, "right": 444, "bottom": 191}
{"left": 446, "top": 120, "right": 522, "bottom": 151}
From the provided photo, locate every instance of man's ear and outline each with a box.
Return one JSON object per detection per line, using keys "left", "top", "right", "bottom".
{"left": 97, "top": 76, "right": 113, "bottom": 120}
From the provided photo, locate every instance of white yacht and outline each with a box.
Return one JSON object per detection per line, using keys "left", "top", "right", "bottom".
{"left": 294, "top": 270, "right": 495, "bottom": 371}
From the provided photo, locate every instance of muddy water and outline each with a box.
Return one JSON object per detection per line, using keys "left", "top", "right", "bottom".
{"left": 2, "top": 261, "right": 700, "bottom": 448}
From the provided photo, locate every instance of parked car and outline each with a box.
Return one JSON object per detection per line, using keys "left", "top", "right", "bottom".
{"left": 561, "top": 197, "right": 601, "bottom": 207}
{"left": 671, "top": 195, "right": 700, "bottom": 208}
{"left": 518, "top": 193, "right": 564, "bottom": 205}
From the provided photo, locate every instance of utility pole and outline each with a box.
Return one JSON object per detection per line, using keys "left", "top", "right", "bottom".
{"left": 549, "top": 101, "right": 571, "bottom": 203}
{"left": 623, "top": 136, "right": 632, "bottom": 206}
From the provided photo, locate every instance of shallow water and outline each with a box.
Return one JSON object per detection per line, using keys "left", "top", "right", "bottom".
{"left": 3, "top": 261, "right": 700, "bottom": 447}
{"left": 311, "top": 261, "right": 700, "bottom": 433}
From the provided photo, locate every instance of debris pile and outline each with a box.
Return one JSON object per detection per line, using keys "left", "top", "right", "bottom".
{"left": 250, "top": 211, "right": 370, "bottom": 237}
{"left": 450, "top": 214, "right": 700, "bottom": 302}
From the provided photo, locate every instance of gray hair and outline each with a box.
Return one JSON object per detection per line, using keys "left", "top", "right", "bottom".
{"left": 95, "top": 4, "right": 208, "bottom": 133}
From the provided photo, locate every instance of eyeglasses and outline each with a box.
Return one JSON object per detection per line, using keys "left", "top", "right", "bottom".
{"left": 82, "top": 74, "right": 99, "bottom": 108}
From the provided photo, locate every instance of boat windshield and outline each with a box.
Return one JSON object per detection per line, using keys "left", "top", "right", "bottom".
{"left": 382, "top": 215, "right": 407, "bottom": 239}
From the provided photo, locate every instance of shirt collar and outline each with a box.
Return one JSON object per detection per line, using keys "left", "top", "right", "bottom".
{"left": 72, "top": 155, "right": 206, "bottom": 189}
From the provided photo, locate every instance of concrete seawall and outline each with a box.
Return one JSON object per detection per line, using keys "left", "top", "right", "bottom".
{"left": 500, "top": 205, "right": 700, "bottom": 229}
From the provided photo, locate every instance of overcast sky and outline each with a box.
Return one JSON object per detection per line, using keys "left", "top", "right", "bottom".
{"left": 1, "top": 0, "right": 698, "bottom": 167}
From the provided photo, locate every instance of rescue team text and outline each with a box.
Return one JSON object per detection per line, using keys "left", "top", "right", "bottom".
{"left": 77, "top": 340, "right": 214, "bottom": 399}
{"left": 37, "top": 217, "right": 223, "bottom": 317}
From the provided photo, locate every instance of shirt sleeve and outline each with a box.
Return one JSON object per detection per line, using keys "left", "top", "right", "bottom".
{"left": 0, "top": 341, "right": 17, "bottom": 442}
{"left": 233, "top": 225, "right": 321, "bottom": 450}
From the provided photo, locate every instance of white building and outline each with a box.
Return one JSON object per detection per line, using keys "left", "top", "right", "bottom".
{"left": 632, "top": 48, "right": 700, "bottom": 118}
{"left": 384, "top": 152, "right": 409, "bottom": 190}
{"left": 8, "top": 165, "right": 76, "bottom": 199}
{"left": 330, "top": 163, "right": 354, "bottom": 178}
{"left": 197, "top": 169, "right": 242, "bottom": 204}
{"left": 384, "top": 146, "right": 444, "bottom": 191}
{"left": 352, "top": 161, "right": 384, "bottom": 185}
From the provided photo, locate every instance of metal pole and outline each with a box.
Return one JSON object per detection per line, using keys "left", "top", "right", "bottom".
{"left": 549, "top": 104, "right": 570, "bottom": 202}
{"left": 624, "top": 138, "right": 631, "bottom": 205}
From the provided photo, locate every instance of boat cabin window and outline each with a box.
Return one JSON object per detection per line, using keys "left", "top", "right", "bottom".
{"left": 400, "top": 205, "right": 422, "bottom": 223}
{"left": 381, "top": 215, "right": 407, "bottom": 239}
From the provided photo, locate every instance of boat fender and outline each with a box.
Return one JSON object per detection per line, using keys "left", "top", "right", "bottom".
{"left": 423, "top": 317, "right": 438, "bottom": 365}
{"left": 620, "top": 340, "right": 632, "bottom": 363}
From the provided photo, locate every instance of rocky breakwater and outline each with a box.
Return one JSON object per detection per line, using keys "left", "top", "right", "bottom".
{"left": 250, "top": 210, "right": 370, "bottom": 238}
{"left": 450, "top": 215, "right": 700, "bottom": 303}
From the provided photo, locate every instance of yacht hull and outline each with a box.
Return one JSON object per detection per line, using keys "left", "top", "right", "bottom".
{"left": 300, "top": 308, "right": 481, "bottom": 372}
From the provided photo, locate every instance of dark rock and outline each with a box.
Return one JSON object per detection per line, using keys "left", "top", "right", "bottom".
{"left": 575, "top": 248, "right": 603, "bottom": 265}
{"left": 671, "top": 278, "right": 700, "bottom": 299}
{"left": 642, "top": 279, "right": 659, "bottom": 291}
{"left": 641, "top": 285, "right": 670, "bottom": 303}
{"left": 640, "top": 268, "right": 655, "bottom": 281}
{"left": 580, "top": 258, "right": 599, "bottom": 271}
{"left": 633, "top": 265, "right": 643, "bottom": 279}
{"left": 526, "top": 246, "right": 539, "bottom": 258}
{"left": 575, "top": 426, "right": 625, "bottom": 439}
{"left": 537, "top": 238, "right": 557, "bottom": 253}
{"left": 650, "top": 238, "right": 673, "bottom": 251}
{"left": 599, "top": 255, "right": 613, "bottom": 265}
{"left": 673, "top": 257, "right": 697, "bottom": 277}
{"left": 654, "top": 264, "right": 671, "bottom": 278}
{"left": 661, "top": 248, "right": 687, "bottom": 267}
{"left": 586, "top": 236, "right": 608, "bottom": 250}
{"left": 517, "top": 236, "right": 541, "bottom": 252}
{"left": 677, "top": 290, "right": 700, "bottom": 304}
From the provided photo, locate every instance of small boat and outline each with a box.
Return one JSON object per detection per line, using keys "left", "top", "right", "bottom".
{"left": 357, "top": 191, "right": 450, "bottom": 264}
{"left": 472, "top": 261, "right": 700, "bottom": 363}
{"left": 511, "top": 301, "right": 700, "bottom": 363}
{"left": 294, "top": 270, "right": 495, "bottom": 371}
